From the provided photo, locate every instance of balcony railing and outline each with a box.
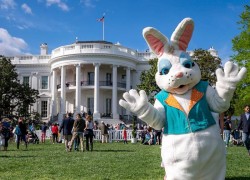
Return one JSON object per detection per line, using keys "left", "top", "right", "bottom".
{"left": 117, "top": 82, "right": 126, "bottom": 88}
{"left": 81, "top": 81, "right": 94, "bottom": 86}
{"left": 57, "top": 81, "right": 126, "bottom": 89}
{"left": 99, "top": 81, "right": 112, "bottom": 86}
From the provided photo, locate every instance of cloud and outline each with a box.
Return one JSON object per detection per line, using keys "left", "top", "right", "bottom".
{"left": 0, "top": 0, "right": 16, "bottom": 9}
{"left": 21, "top": 3, "right": 32, "bottom": 14}
{"left": 46, "top": 0, "right": 69, "bottom": 11}
{"left": 80, "top": 0, "right": 95, "bottom": 8}
{"left": 227, "top": 4, "right": 242, "bottom": 12}
{"left": 0, "top": 28, "right": 28, "bottom": 56}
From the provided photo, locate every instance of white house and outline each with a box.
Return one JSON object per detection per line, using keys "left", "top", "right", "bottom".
{"left": 9, "top": 40, "right": 218, "bottom": 124}
{"left": 9, "top": 41, "right": 156, "bottom": 124}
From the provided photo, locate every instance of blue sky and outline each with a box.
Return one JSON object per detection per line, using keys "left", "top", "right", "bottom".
{"left": 0, "top": 0, "right": 248, "bottom": 63}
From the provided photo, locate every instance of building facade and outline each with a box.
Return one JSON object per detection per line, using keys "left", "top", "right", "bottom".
{"left": 10, "top": 41, "right": 218, "bottom": 124}
{"left": 10, "top": 41, "right": 156, "bottom": 123}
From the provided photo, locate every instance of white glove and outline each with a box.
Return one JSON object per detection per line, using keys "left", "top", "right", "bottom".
{"left": 215, "top": 61, "right": 247, "bottom": 101}
{"left": 216, "top": 61, "right": 247, "bottom": 88}
{"left": 119, "top": 89, "right": 150, "bottom": 117}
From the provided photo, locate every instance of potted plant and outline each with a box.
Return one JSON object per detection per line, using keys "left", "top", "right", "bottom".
{"left": 131, "top": 116, "right": 137, "bottom": 143}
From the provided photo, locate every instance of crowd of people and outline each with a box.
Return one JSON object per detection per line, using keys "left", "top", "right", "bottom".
{"left": 1, "top": 105, "right": 250, "bottom": 157}
{"left": 0, "top": 117, "right": 31, "bottom": 151}
{"left": 59, "top": 112, "right": 95, "bottom": 152}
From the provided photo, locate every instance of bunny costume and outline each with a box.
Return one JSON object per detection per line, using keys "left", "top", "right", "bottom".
{"left": 119, "top": 18, "right": 247, "bottom": 180}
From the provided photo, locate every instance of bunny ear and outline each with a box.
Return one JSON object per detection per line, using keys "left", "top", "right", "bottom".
{"left": 143, "top": 27, "right": 169, "bottom": 57}
{"left": 171, "top": 18, "right": 194, "bottom": 51}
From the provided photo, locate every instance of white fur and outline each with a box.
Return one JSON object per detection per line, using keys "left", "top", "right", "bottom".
{"left": 119, "top": 18, "right": 247, "bottom": 180}
{"left": 161, "top": 126, "right": 226, "bottom": 180}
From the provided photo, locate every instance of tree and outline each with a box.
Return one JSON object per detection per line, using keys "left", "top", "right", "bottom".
{"left": 0, "top": 56, "right": 20, "bottom": 116}
{"left": 0, "top": 56, "right": 39, "bottom": 117}
{"left": 191, "top": 49, "right": 222, "bottom": 85}
{"left": 137, "top": 49, "right": 222, "bottom": 103}
{"left": 231, "top": 5, "right": 250, "bottom": 115}
{"left": 137, "top": 58, "right": 159, "bottom": 103}
{"left": 16, "top": 84, "right": 40, "bottom": 117}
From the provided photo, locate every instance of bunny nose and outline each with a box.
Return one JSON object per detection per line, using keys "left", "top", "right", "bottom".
{"left": 175, "top": 72, "right": 183, "bottom": 78}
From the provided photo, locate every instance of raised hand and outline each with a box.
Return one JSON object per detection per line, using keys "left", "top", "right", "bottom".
{"left": 119, "top": 89, "right": 149, "bottom": 116}
{"left": 216, "top": 61, "right": 247, "bottom": 88}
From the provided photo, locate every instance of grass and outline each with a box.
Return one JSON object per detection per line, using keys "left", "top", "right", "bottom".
{"left": 0, "top": 141, "right": 250, "bottom": 180}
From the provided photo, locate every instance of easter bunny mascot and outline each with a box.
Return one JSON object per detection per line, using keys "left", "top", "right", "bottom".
{"left": 119, "top": 18, "right": 247, "bottom": 180}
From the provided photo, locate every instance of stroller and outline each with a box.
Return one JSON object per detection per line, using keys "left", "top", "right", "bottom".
{"left": 230, "top": 129, "right": 243, "bottom": 146}
{"left": 27, "top": 131, "right": 39, "bottom": 144}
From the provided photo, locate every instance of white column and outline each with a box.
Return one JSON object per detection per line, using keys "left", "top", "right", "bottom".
{"left": 93, "top": 63, "right": 100, "bottom": 119}
{"left": 51, "top": 69, "right": 57, "bottom": 116}
{"left": 37, "top": 73, "right": 41, "bottom": 90}
{"left": 58, "top": 66, "right": 66, "bottom": 123}
{"left": 75, "top": 64, "right": 81, "bottom": 116}
{"left": 126, "top": 67, "right": 131, "bottom": 91}
{"left": 126, "top": 67, "right": 131, "bottom": 115}
{"left": 112, "top": 65, "right": 119, "bottom": 119}
{"left": 31, "top": 72, "right": 38, "bottom": 111}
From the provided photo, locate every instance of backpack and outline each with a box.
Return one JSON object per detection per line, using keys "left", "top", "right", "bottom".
{"left": 15, "top": 126, "right": 22, "bottom": 136}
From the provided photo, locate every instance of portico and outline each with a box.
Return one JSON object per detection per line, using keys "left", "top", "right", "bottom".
{"left": 50, "top": 62, "right": 132, "bottom": 123}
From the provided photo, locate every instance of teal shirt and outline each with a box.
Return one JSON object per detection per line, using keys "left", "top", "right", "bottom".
{"left": 155, "top": 81, "right": 215, "bottom": 135}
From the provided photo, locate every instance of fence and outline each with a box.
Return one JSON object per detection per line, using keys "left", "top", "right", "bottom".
{"left": 35, "top": 130, "right": 143, "bottom": 142}
{"left": 35, "top": 130, "right": 243, "bottom": 143}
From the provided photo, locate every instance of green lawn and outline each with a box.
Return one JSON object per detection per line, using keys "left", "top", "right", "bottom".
{"left": 0, "top": 141, "right": 249, "bottom": 180}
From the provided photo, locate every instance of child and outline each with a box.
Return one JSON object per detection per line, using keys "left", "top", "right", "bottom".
{"left": 122, "top": 127, "right": 127, "bottom": 144}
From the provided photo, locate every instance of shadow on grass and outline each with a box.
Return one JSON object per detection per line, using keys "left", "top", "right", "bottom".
{"left": 94, "top": 149, "right": 135, "bottom": 152}
{"left": 4, "top": 148, "right": 44, "bottom": 152}
{"left": 226, "top": 178, "right": 250, "bottom": 180}
{"left": 0, "top": 155, "right": 36, "bottom": 158}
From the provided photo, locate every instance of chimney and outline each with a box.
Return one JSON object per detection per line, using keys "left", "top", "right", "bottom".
{"left": 40, "top": 43, "right": 48, "bottom": 55}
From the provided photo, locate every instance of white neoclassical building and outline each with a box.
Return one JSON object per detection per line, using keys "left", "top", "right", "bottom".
{"left": 9, "top": 41, "right": 218, "bottom": 124}
{"left": 10, "top": 41, "right": 157, "bottom": 123}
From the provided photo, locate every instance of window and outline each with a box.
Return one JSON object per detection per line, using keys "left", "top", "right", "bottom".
{"left": 87, "top": 97, "right": 94, "bottom": 115}
{"left": 106, "top": 73, "right": 112, "bottom": 85}
{"left": 81, "top": 45, "right": 93, "bottom": 49}
{"left": 104, "top": 45, "right": 111, "bottom": 49}
{"left": 87, "top": 72, "right": 94, "bottom": 85}
{"left": 41, "top": 76, "right": 48, "bottom": 89}
{"left": 106, "top": 98, "right": 111, "bottom": 115}
{"left": 121, "top": 75, "right": 126, "bottom": 82}
{"left": 23, "top": 76, "right": 29, "bottom": 85}
{"left": 41, "top": 101, "right": 48, "bottom": 118}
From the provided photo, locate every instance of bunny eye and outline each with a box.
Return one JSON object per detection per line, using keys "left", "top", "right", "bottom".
{"left": 158, "top": 58, "right": 172, "bottom": 75}
{"left": 160, "top": 67, "right": 170, "bottom": 75}
{"left": 182, "top": 60, "right": 193, "bottom": 68}
{"left": 180, "top": 52, "right": 194, "bottom": 69}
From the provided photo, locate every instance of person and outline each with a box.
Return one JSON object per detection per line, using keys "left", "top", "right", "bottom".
{"left": 29, "top": 122, "right": 35, "bottom": 133}
{"left": 0, "top": 121, "right": 3, "bottom": 150}
{"left": 219, "top": 113, "right": 225, "bottom": 139}
{"left": 73, "top": 135, "right": 80, "bottom": 151}
{"left": 143, "top": 130, "right": 152, "bottom": 145}
{"left": 16, "top": 118, "right": 28, "bottom": 150}
{"left": 211, "top": 112, "right": 225, "bottom": 138}
{"left": 100, "top": 121, "right": 109, "bottom": 143}
{"left": 237, "top": 105, "right": 250, "bottom": 156}
{"left": 51, "top": 123, "right": 59, "bottom": 144}
{"left": 59, "top": 113, "right": 74, "bottom": 152}
{"left": 41, "top": 122, "right": 47, "bottom": 143}
{"left": 84, "top": 115, "right": 94, "bottom": 151}
{"left": 27, "top": 131, "right": 34, "bottom": 143}
{"left": 140, "top": 127, "right": 147, "bottom": 144}
{"left": 68, "top": 113, "right": 85, "bottom": 152}
{"left": 122, "top": 126, "right": 128, "bottom": 144}
{"left": 224, "top": 116, "right": 232, "bottom": 147}
{"left": 1, "top": 118, "right": 11, "bottom": 151}
{"left": 155, "top": 129, "right": 162, "bottom": 145}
